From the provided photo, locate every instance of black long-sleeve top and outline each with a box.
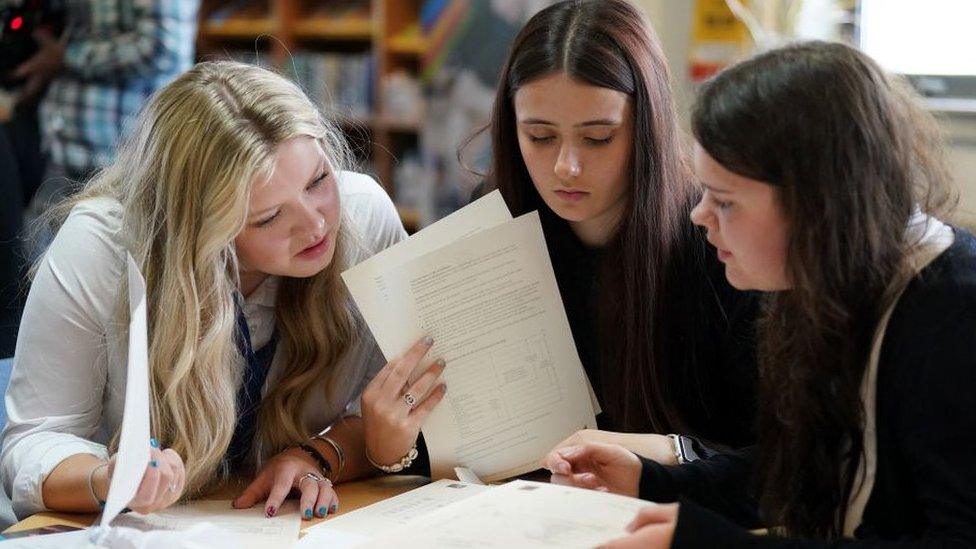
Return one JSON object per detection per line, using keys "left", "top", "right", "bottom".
{"left": 538, "top": 207, "right": 760, "bottom": 447}
{"left": 638, "top": 229, "right": 976, "bottom": 547}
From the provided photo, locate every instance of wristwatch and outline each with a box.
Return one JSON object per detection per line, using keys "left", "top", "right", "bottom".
{"left": 667, "top": 434, "right": 705, "bottom": 465}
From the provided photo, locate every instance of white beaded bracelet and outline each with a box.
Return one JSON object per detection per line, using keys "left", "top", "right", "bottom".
{"left": 366, "top": 444, "right": 419, "bottom": 474}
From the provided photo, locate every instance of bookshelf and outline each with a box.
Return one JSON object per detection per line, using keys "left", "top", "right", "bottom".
{"left": 196, "top": 0, "right": 427, "bottom": 232}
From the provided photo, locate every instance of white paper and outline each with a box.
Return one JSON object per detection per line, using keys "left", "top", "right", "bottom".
{"left": 0, "top": 529, "right": 91, "bottom": 548}
{"left": 453, "top": 467, "right": 484, "bottom": 485}
{"left": 342, "top": 190, "right": 512, "bottom": 362}
{"left": 361, "top": 480, "right": 656, "bottom": 548}
{"left": 292, "top": 528, "right": 368, "bottom": 549}
{"left": 348, "top": 211, "right": 597, "bottom": 481}
{"left": 100, "top": 255, "right": 152, "bottom": 528}
{"left": 301, "top": 479, "right": 488, "bottom": 546}
{"left": 108, "top": 500, "right": 301, "bottom": 549}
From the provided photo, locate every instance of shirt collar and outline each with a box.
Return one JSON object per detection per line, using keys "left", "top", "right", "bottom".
{"left": 245, "top": 276, "right": 280, "bottom": 309}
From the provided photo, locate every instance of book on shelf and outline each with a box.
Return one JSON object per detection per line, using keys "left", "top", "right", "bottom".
{"left": 287, "top": 52, "right": 374, "bottom": 120}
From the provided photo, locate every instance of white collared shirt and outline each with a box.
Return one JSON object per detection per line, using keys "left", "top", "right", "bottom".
{"left": 1, "top": 171, "right": 406, "bottom": 518}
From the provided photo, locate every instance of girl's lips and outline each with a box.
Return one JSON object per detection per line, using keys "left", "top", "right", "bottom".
{"left": 297, "top": 234, "right": 329, "bottom": 259}
{"left": 554, "top": 189, "right": 589, "bottom": 202}
{"left": 717, "top": 248, "right": 732, "bottom": 261}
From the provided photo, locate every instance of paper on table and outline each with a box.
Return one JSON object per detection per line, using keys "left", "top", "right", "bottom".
{"left": 0, "top": 529, "right": 91, "bottom": 548}
{"left": 360, "top": 480, "right": 656, "bottom": 548}
{"left": 372, "top": 212, "right": 598, "bottom": 480}
{"left": 342, "top": 190, "right": 512, "bottom": 362}
{"left": 300, "top": 479, "right": 488, "bottom": 546}
{"left": 99, "top": 254, "right": 152, "bottom": 528}
{"left": 108, "top": 500, "right": 301, "bottom": 549}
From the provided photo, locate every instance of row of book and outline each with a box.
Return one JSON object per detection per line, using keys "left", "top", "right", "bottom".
{"left": 287, "top": 52, "right": 374, "bottom": 120}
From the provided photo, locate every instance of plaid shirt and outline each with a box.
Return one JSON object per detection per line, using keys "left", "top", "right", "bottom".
{"left": 39, "top": 0, "right": 199, "bottom": 176}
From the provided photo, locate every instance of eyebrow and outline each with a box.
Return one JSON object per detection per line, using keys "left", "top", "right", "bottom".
{"left": 700, "top": 182, "right": 732, "bottom": 194}
{"left": 248, "top": 158, "right": 327, "bottom": 220}
{"left": 518, "top": 117, "right": 622, "bottom": 128}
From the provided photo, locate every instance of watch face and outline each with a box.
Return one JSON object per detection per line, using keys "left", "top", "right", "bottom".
{"left": 677, "top": 436, "right": 701, "bottom": 463}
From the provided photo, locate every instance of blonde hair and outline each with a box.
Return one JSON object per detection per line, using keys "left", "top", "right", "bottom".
{"left": 50, "top": 61, "right": 360, "bottom": 496}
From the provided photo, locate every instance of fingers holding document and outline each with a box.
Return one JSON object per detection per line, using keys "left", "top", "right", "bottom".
{"left": 362, "top": 336, "right": 447, "bottom": 466}
{"left": 541, "top": 442, "right": 642, "bottom": 498}
{"left": 127, "top": 444, "right": 186, "bottom": 514}
{"left": 600, "top": 504, "right": 679, "bottom": 549}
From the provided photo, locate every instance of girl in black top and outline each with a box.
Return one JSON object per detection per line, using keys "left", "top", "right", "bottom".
{"left": 477, "top": 0, "right": 760, "bottom": 459}
{"left": 544, "top": 41, "right": 976, "bottom": 547}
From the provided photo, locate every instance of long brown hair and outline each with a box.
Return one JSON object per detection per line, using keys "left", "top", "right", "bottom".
{"left": 481, "top": 0, "right": 698, "bottom": 432}
{"left": 693, "top": 41, "right": 955, "bottom": 537}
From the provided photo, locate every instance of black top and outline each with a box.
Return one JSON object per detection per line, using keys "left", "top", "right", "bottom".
{"left": 539, "top": 207, "right": 760, "bottom": 447}
{"left": 638, "top": 229, "right": 976, "bottom": 547}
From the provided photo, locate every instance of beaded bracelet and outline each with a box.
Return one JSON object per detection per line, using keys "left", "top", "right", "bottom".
{"left": 365, "top": 444, "right": 419, "bottom": 474}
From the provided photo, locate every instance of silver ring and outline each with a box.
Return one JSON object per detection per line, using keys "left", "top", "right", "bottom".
{"left": 403, "top": 392, "right": 418, "bottom": 409}
{"left": 317, "top": 477, "right": 334, "bottom": 489}
{"left": 168, "top": 482, "right": 177, "bottom": 493}
{"left": 297, "top": 472, "right": 324, "bottom": 487}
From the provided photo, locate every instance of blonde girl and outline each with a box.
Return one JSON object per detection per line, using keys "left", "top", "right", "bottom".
{"left": 2, "top": 61, "right": 445, "bottom": 521}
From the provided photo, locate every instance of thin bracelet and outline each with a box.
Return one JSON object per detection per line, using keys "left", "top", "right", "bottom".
{"left": 366, "top": 444, "right": 419, "bottom": 474}
{"left": 297, "top": 443, "right": 334, "bottom": 481}
{"left": 88, "top": 461, "right": 109, "bottom": 507}
{"left": 312, "top": 435, "right": 346, "bottom": 481}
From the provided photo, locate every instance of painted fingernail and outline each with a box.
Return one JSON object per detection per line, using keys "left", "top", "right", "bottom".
{"left": 330, "top": 503, "right": 338, "bottom": 513}
{"left": 149, "top": 460, "right": 158, "bottom": 468}
{"left": 318, "top": 506, "right": 327, "bottom": 516}
{"left": 435, "top": 359, "right": 446, "bottom": 367}
{"left": 266, "top": 506, "right": 276, "bottom": 518}
{"left": 150, "top": 438, "right": 159, "bottom": 448}
{"left": 423, "top": 336, "right": 434, "bottom": 346}
{"left": 304, "top": 509, "right": 312, "bottom": 519}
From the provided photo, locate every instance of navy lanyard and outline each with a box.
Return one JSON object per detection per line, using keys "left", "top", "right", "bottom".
{"left": 226, "top": 294, "right": 279, "bottom": 470}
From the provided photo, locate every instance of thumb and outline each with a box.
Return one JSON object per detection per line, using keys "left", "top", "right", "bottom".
{"left": 626, "top": 504, "right": 677, "bottom": 532}
{"left": 559, "top": 441, "right": 623, "bottom": 466}
{"left": 233, "top": 475, "right": 269, "bottom": 509}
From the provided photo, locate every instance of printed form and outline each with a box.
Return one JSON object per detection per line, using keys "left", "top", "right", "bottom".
{"left": 360, "top": 480, "right": 655, "bottom": 548}
{"left": 297, "top": 479, "right": 489, "bottom": 547}
{"left": 343, "top": 195, "right": 597, "bottom": 481}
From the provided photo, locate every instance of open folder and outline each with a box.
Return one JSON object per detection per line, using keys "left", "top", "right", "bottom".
{"left": 342, "top": 191, "right": 598, "bottom": 481}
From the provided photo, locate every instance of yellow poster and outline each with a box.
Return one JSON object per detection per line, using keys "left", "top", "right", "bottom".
{"left": 690, "top": 0, "right": 752, "bottom": 82}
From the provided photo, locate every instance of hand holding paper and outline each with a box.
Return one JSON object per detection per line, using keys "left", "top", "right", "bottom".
{"left": 96, "top": 255, "right": 184, "bottom": 532}
{"left": 343, "top": 192, "right": 598, "bottom": 481}
{"left": 360, "top": 337, "right": 447, "bottom": 466}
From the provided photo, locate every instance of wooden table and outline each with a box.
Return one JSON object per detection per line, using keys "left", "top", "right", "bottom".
{"left": 4, "top": 475, "right": 430, "bottom": 536}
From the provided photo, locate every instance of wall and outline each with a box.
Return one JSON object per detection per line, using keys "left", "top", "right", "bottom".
{"left": 632, "top": 0, "right": 976, "bottom": 226}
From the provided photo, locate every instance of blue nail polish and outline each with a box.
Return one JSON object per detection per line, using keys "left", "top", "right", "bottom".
{"left": 304, "top": 509, "right": 312, "bottom": 519}
{"left": 318, "top": 506, "right": 327, "bottom": 516}
{"left": 330, "top": 503, "right": 338, "bottom": 513}
{"left": 150, "top": 438, "right": 159, "bottom": 448}
{"left": 149, "top": 460, "right": 158, "bottom": 468}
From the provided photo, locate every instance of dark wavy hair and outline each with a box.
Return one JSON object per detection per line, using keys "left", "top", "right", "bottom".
{"left": 693, "top": 41, "right": 955, "bottom": 537}
{"left": 479, "top": 0, "right": 698, "bottom": 433}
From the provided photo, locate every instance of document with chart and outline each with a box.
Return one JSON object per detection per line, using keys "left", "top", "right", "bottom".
{"left": 343, "top": 199, "right": 598, "bottom": 481}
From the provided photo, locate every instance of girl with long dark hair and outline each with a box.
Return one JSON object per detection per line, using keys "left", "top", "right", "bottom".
{"left": 544, "top": 41, "right": 976, "bottom": 546}
{"left": 477, "top": 0, "right": 760, "bottom": 459}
